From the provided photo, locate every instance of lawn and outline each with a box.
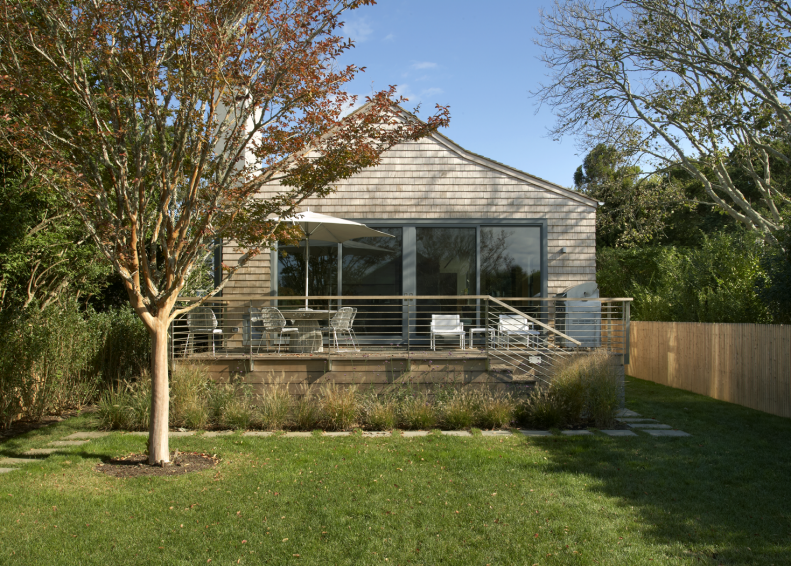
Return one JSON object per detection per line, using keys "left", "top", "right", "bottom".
{"left": 1, "top": 377, "right": 790, "bottom": 565}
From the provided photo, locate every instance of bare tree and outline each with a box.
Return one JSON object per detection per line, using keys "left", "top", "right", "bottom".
{"left": 535, "top": 0, "right": 790, "bottom": 244}
{"left": 0, "top": 0, "right": 449, "bottom": 464}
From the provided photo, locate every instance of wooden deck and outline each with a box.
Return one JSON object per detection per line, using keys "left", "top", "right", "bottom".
{"left": 175, "top": 348, "right": 539, "bottom": 395}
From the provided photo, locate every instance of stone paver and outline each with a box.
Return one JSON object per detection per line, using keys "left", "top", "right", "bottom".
{"left": 628, "top": 423, "right": 672, "bottom": 429}
{"left": 644, "top": 429, "right": 691, "bottom": 437}
{"left": 323, "top": 431, "right": 351, "bottom": 437}
{"left": 0, "top": 457, "right": 42, "bottom": 466}
{"left": 242, "top": 431, "right": 274, "bottom": 437}
{"left": 169, "top": 431, "right": 196, "bottom": 437}
{"left": 63, "top": 432, "right": 110, "bottom": 440}
{"left": 481, "top": 430, "right": 512, "bottom": 437}
{"left": 519, "top": 430, "right": 552, "bottom": 437}
{"left": 615, "top": 409, "right": 641, "bottom": 417}
{"left": 24, "top": 448, "right": 60, "bottom": 455}
{"left": 0, "top": 468, "right": 16, "bottom": 474}
{"left": 561, "top": 430, "right": 593, "bottom": 436}
{"left": 362, "top": 431, "right": 391, "bottom": 437}
{"left": 48, "top": 440, "right": 89, "bottom": 447}
{"left": 127, "top": 431, "right": 148, "bottom": 436}
{"left": 617, "top": 418, "right": 659, "bottom": 423}
{"left": 401, "top": 431, "right": 430, "bottom": 437}
{"left": 441, "top": 430, "right": 472, "bottom": 437}
{"left": 283, "top": 432, "right": 313, "bottom": 438}
{"left": 204, "top": 431, "right": 234, "bottom": 437}
{"left": 599, "top": 430, "right": 638, "bottom": 437}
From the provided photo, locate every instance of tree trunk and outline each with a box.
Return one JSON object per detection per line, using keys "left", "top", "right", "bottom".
{"left": 148, "top": 318, "right": 170, "bottom": 464}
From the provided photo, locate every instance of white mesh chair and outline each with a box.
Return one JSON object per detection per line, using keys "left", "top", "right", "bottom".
{"left": 497, "top": 314, "right": 540, "bottom": 349}
{"left": 260, "top": 307, "right": 299, "bottom": 354}
{"left": 322, "top": 307, "right": 356, "bottom": 351}
{"left": 430, "top": 314, "right": 465, "bottom": 351}
{"left": 184, "top": 306, "right": 222, "bottom": 356}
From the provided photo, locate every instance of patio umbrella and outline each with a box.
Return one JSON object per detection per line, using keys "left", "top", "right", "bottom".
{"left": 274, "top": 210, "right": 394, "bottom": 308}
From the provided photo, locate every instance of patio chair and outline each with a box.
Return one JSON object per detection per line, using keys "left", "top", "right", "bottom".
{"left": 184, "top": 306, "right": 223, "bottom": 356}
{"left": 260, "top": 307, "right": 300, "bottom": 354}
{"left": 497, "top": 314, "right": 540, "bottom": 349}
{"left": 430, "top": 314, "right": 465, "bottom": 351}
{"left": 349, "top": 307, "right": 359, "bottom": 344}
{"left": 322, "top": 307, "right": 356, "bottom": 351}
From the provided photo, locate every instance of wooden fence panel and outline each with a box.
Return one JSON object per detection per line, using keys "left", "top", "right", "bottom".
{"left": 626, "top": 322, "right": 791, "bottom": 419}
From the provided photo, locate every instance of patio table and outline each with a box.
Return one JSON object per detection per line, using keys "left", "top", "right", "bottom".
{"left": 280, "top": 309, "right": 335, "bottom": 353}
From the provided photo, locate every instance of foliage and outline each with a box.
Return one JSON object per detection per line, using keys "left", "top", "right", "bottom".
{"left": 96, "top": 375, "right": 152, "bottom": 431}
{"left": 756, "top": 224, "right": 791, "bottom": 323}
{"left": 169, "top": 365, "right": 212, "bottom": 430}
{"left": 630, "top": 232, "right": 771, "bottom": 323}
{"left": 318, "top": 385, "right": 360, "bottom": 431}
{"left": 361, "top": 394, "right": 398, "bottom": 431}
{"left": 398, "top": 392, "right": 438, "bottom": 430}
{"left": 0, "top": 302, "right": 149, "bottom": 428}
{"left": 0, "top": 151, "right": 111, "bottom": 311}
{"left": 257, "top": 383, "right": 292, "bottom": 431}
{"left": 536, "top": 0, "right": 791, "bottom": 243}
{"left": 520, "top": 351, "right": 620, "bottom": 428}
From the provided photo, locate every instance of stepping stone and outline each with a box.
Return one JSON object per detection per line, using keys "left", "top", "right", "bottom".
{"left": 628, "top": 423, "right": 671, "bottom": 429}
{"left": 481, "top": 430, "right": 511, "bottom": 437}
{"left": 324, "top": 431, "right": 351, "bottom": 437}
{"left": 599, "top": 430, "right": 638, "bottom": 437}
{"left": 243, "top": 431, "right": 274, "bottom": 437}
{"left": 362, "top": 431, "right": 391, "bottom": 437}
{"left": 127, "top": 431, "right": 148, "bottom": 436}
{"left": 615, "top": 409, "right": 641, "bottom": 417}
{"left": 24, "top": 448, "right": 59, "bottom": 455}
{"left": 644, "top": 429, "right": 691, "bottom": 437}
{"left": 519, "top": 430, "right": 552, "bottom": 437}
{"left": 617, "top": 418, "right": 658, "bottom": 423}
{"left": 63, "top": 432, "right": 110, "bottom": 440}
{"left": 126, "top": 431, "right": 197, "bottom": 437}
{"left": 283, "top": 432, "right": 312, "bottom": 438}
{"left": 441, "top": 430, "right": 472, "bottom": 437}
{"left": 0, "top": 458, "right": 42, "bottom": 466}
{"left": 0, "top": 468, "right": 16, "bottom": 474}
{"left": 48, "top": 440, "right": 89, "bottom": 447}
{"left": 169, "top": 431, "right": 195, "bottom": 437}
{"left": 401, "top": 431, "right": 430, "bottom": 437}
{"left": 561, "top": 430, "right": 593, "bottom": 436}
{"left": 203, "top": 431, "right": 234, "bottom": 437}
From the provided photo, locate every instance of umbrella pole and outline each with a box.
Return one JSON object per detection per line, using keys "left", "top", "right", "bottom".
{"left": 304, "top": 236, "right": 310, "bottom": 309}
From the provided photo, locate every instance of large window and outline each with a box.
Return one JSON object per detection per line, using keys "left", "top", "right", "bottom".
{"left": 277, "top": 240, "right": 338, "bottom": 308}
{"left": 341, "top": 228, "right": 402, "bottom": 337}
{"left": 480, "top": 226, "right": 541, "bottom": 298}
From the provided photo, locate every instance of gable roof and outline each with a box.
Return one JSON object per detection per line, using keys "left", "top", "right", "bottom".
{"left": 346, "top": 101, "right": 598, "bottom": 208}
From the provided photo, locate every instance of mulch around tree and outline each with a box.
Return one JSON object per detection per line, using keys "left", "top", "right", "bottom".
{"left": 96, "top": 452, "right": 219, "bottom": 478}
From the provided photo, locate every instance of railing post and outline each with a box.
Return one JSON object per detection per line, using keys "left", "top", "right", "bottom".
{"left": 623, "top": 300, "right": 631, "bottom": 365}
{"left": 484, "top": 297, "right": 490, "bottom": 370}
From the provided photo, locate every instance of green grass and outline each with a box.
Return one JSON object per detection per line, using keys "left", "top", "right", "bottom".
{"left": 0, "top": 377, "right": 790, "bottom": 565}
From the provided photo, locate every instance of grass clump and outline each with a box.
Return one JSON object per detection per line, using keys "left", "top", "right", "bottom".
{"left": 258, "top": 384, "right": 291, "bottom": 430}
{"left": 96, "top": 375, "right": 151, "bottom": 431}
{"left": 169, "top": 364, "right": 210, "bottom": 429}
{"left": 440, "top": 389, "right": 479, "bottom": 430}
{"left": 362, "top": 394, "right": 398, "bottom": 430}
{"left": 399, "top": 392, "right": 437, "bottom": 430}
{"left": 319, "top": 384, "right": 360, "bottom": 431}
{"left": 521, "top": 350, "right": 620, "bottom": 428}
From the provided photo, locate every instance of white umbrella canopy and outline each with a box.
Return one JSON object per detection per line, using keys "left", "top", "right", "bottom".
{"left": 273, "top": 210, "right": 395, "bottom": 308}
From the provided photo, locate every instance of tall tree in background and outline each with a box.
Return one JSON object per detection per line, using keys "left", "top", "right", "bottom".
{"left": 536, "top": 0, "right": 790, "bottom": 245}
{"left": 0, "top": 0, "right": 449, "bottom": 464}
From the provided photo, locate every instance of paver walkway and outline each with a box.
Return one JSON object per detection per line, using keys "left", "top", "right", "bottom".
{"left": 0, "top": 408, "right": 695, "bottom": 475}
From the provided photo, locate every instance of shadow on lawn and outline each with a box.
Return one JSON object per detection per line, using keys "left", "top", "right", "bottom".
{"left": 530, "top": 378, "right": 791, "bottom": 565}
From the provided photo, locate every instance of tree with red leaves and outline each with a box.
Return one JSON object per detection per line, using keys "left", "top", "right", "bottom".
{"left": 0, "top": 0, "right": 449, "bottom": 463}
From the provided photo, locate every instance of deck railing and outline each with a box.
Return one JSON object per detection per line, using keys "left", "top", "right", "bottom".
{"left": 169, "top": 295, "right": 631, "bottom": 385}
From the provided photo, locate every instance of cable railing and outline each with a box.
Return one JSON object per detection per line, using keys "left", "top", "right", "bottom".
{"left": 169, "top": 295, "right": 632, "bottom": 385}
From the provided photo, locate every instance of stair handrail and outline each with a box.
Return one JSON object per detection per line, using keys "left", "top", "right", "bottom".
{"left": 487, "top": 296, "right": 582, "bottom": 347}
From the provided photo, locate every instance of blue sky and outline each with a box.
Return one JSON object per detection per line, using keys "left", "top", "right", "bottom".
{"left": 338, "top": 0, "right": 583, "bottom": 189}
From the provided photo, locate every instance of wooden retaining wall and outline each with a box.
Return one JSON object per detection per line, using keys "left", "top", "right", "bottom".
{"left": 186, "top": 356, "right": 536, "bottom": 397}
{"left": 625, "top": 322, "right": 791, "bottom": 418}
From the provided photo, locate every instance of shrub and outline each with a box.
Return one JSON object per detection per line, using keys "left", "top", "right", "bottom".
{"left": 319, "top": 384, "right": 360, "bottom": 431}
{"left": 292, "top": 392, "right": 320, "bottom": 431}
{"left": 399, "top": 392, "right": 437, "bottom": 430}
{"left": 441, "top": 389, "right": 479, "bottom": 430}
{"left": 521, "top": 350, "right": 620, "bottom": 429}
{"left": 478, "top": 392, "right": 515, "bottom": 429}
{"left": 96, "top": 375, "right": 151, "bottom": 431}
{"left": 258, "top": 384, "right": 291, "bottom": 430}
{"left": 362, "top": 394, "right": 398, "bottom": 431}
{"left": 170, "top": 364, "right": 211, "bottom": 429}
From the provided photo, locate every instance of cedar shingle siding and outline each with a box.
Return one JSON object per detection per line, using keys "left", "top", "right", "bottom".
{"left": 223, "top": 133, "right": 597, "bottom": 297}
